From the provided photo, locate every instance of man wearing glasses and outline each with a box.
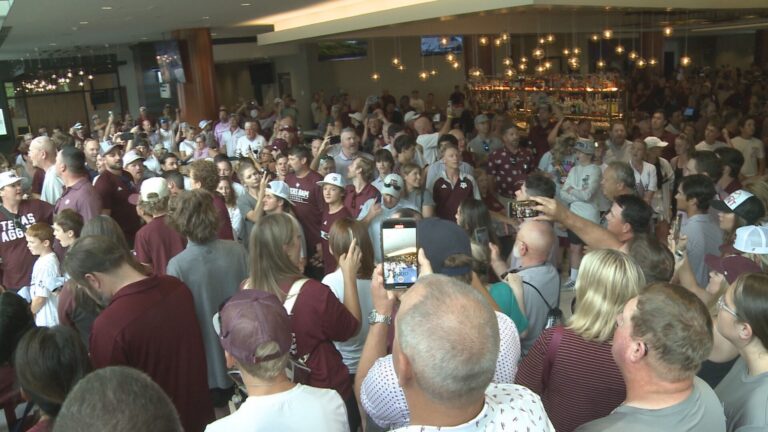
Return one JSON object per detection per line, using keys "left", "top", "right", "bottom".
{"left": 468, "top": 114, "right": 502, "bottom": 165}
{"left": 577, "top": 283, "right": 725, "bottom": 432}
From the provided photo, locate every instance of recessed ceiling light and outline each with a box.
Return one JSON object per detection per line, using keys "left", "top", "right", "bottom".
{"left": 141, "top": 37, "right": 148, "bottom": 40}
{"left": 202, "top": 16, "right": 210, "bottom": 19}
{"left": 241, "top": 3, "right": 252, "bottom": 6}
{"left": 49, "top": 43, "right": 57, "bottom": 46}
{"left": 80, "top": 21, "right": 89, "bottom": 25}
{"left": 101, "top": 6, "right": 113, "bottom": 10}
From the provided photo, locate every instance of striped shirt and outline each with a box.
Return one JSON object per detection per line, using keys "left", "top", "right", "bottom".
{"left": 516, "top": 326, "right": 625, "bottom": 432}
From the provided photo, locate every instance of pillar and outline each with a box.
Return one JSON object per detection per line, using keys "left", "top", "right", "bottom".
{"left": 171, "top": 28, "right": 218, "bottom": 125}
{"left": 756, "top": 30, "right": 768, "bottom": 68}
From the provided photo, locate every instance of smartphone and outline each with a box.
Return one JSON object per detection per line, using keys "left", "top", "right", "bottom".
{"left": 381, "top": 218, "right": 418, "bottom": 290}
{"left": 474, "top": 227, "right": 489, "bottom": 247}
{"left": 120, "top": 132, "right": 134, "bottom": 141}
{"left": 508, "top": 200, "right": 541, "bottom": 219}
{"left": 432, "top": 113, "right": 441, "bottom": 122}
{"left": 683, "top": 107, "right": 695, "bottom": 119}
{"left": 673, "top": 213, "right": 683, "bottom": 242}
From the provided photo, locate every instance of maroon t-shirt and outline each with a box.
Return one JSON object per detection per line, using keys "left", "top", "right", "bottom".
{"left": 134, "top": 215, "right": 187, "bottom": 276}
{"left": 89, "top": 275, "right": 214, "bottom": 432}
{"left": 488, "top": 146, "right": 534, "bottom": 198}
{"left": 321, "top": 205, "right": 353, "bottom": 274}
{"left": 93, "top": 170, "right": 141, "bottom": 245}
{"left": 432, "top": 174, "right": 477, "bottom": 221}
{"left": 278, "top": 277, "right": 359, "bottom": 400}
{"left": 343, "top": 183, "right": 381, "bottom": 218}
{"left": 31, "top": 168, "right": 45, "bottom": 195}
{"left": 528, "top": 122, "right": 555, "bottom": 167}
{"left": 286, "top": 170, "right": 324, "bottom": 257}
{"left": 211, "top": 192, "right": 234, "bottom": 240}
{"left": 0, "top": 199, "right": 53, "bottom": 290}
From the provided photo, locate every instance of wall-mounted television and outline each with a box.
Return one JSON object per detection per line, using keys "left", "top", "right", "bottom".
{"left": 155, "top": 40, "right": 187, "bottom": 83}
{"left": 421, "top": 36, "right": 463, "bottom": 56}
{"left": 318, "top": 40, "right": 367, "bottom": 62}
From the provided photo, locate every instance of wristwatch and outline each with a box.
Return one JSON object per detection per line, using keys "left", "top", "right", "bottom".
{"left": 368, "top": 309, "right": 392, "bottom": 326}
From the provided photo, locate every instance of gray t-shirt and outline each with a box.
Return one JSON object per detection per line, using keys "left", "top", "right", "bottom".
{"left": 576, "top": 377, "right": 726, "bottom": 432}
{"left": 681, "top": 214, "right": 724, "bottom": 287}
{"left": 715, "top": 356, "right": 768, "bottom": 432}
{"left": 518, "top": 263, "right": 560, "bottom": 355}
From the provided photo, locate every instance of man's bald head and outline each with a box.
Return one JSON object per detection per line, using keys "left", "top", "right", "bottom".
{"left": 413, "top": 116, "right": 433, "bottom": 135}
{"left": 30, "top": 136, "right": 57, "bottom": 164}
{"left": 517, "top": 221, "right": 554, "bottom": 259}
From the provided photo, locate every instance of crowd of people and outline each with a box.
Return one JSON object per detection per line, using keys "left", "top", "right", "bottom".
{"left": 1, "top": 61, "right": 768, "bottom": 432}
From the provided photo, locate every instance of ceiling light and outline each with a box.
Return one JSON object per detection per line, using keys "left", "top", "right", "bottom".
{"left": 439, "top": 36, "right": 449, "bottom": 46}
{"left": 663, "top": 26, "right": 673, "bottom": 37}
{"left": 518, "top": 62, "right": 527, "bottom": 71}
{"left": 478, "top": 36, "right": 489, "bottom": 46}
{"left": 545, "top": 34, "right": 555, "bottom": 44}
{"left": 101, "top": 6, "right": 113, "bottom": 10}
{"left": 590, "top": 34, "right": 600, "bottom": 42}
{"left": 596, "top": 58, "right": 606, "bottom": 69}
{"left": 532, "top": 47, "right": 544, "bottom": 60}
{"left": 572, "top": 47, "right": 581, "bottom": 55}
{"left": 602, "top": 29, "right": 613, "bottom": 39}
{"left": 241, "top": 3, "right": 252, "bottom": 6}
{"left": 520, "top": 56, "right": 528, "bottom": 63}
{"left": 418, "top": 70, "right": 429, "bottom": 81}
{"left": 563, "top": 48, "right": 570, "bottom": 56}
{"left": 635, "top": 58, "right": 647, "bottom": 69}
{"left": 391, "top": 57, "right": 401, "bottom": 66}
{"left": 494, "top": 38, "right": 502, "bottom": 47}
{"left": 680, "top": 56, "right": 692, "bottom": 67}
{"left": 615, "top": 44, "right": 625, "bottom": 55}
{"left": 445, "top": 52, "right": 456, "bottom": 63}
{"left": 451, "top": 61, "right": 460, "bottom": 70}
{"left": 648, "top": 57, "right": 658, "bottom": 66}
{"left": 430, "top": 68, "right": 437, "bottom": 76}
{"left": 370, "top": 72, "right": 381, "bottom": 81}
{"left": 79, "top": 21, "right": 89, "bottom": 25}
{"left": 504, "top": 68, "right": 516, "bottom": 78}
{"left": 628, "top": 50, "right": 639, "bottom": 60}
{"left": 502, "top": 57, "right": 513, "bottom": 66}
{"left": 202, "top": 16, "right": 210, "bottom": 20}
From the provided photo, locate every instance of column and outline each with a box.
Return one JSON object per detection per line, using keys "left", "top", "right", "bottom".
{"left": 172, "top": 28, "right": 218, "bottom": 126}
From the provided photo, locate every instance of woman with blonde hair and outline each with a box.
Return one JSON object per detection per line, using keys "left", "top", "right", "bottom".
{"left": 515, "top": 248, "right": 646, "bottom": 432}
{"left": 245, "top": 212, "right": 363, "bottom": 431}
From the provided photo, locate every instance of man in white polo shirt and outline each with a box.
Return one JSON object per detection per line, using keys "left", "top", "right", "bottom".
{"left": 235, "top": 121, "right": 266, "bottom": 158}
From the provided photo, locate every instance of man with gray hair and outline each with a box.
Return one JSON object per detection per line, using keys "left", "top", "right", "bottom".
{"left": 332, "top": 128, "right": 374, "bottom": 179}
{"left": 28, "top": 136, "right": 63, "bottom": 204}
{"left": 601, "top": 161, "right": 637, "bottom": 201}
{"left": 388, "top": 274, "right": 552, "bottom": 431}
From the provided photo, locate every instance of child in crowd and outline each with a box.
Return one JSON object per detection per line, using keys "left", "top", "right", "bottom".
{"left": 26, "top": 222, "right": 62, "bottom": 327}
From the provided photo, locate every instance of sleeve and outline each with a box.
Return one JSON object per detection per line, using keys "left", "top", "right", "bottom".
{"left": 514, "top": 327, "right": 553, "bottom": 395}
{"left": 360, "top": 356, "right": 411, "bottom": 428}
{"left": 357, "top": 199, "right": 375, "bottom": 221}
{"left": 558, "top": 170, "right": 578, "bottom": 204}
{"left": 94, "top": 177, "right": 113, "bottom": 211}
{"left": 317, "top": 282, "right": 360, "bottom": 342}
{"left": 89, "top": 324, "right": 128, "bottom": 368}
{"left": 647, "top": 164, "right": 658, "bottom": 192}
{"left": 538, "top": 152, "right": 552, "bottom": 172}
{"left": 134, "top": 231, "right": 151, "bottom": 265}
{"left": 422, "top": 189, "right": 435, "bottom": 207}
{"left": 40, "top": 200, "right": 54, "bottom": 224}
{"left": 487, "top": 151, "right": 498, "bottom": 176}
{"left": 567, "top": 166, "right": 601, "bottom": 202}
{"left": 493, "top": 312, "right": 520, "bottom": 383}
{"left": 682, "top": 225, "right": 707, "bottom": 286}
{"left": 416, "top": 133, "right": 438, "bottom": 151}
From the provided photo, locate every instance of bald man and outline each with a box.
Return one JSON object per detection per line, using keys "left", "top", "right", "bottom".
{"left": 414, "top": 113, "right": 452, "bottom": 166}
{"left": 504, "top": 221, "right": 560, "bottom": 353}
{"left": 29, "top": 136, "right": 64, "bottom": 204}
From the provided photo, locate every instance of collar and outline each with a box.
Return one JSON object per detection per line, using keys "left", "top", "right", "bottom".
{"left": 66, "top": 177, "right": 89, "bottom": 191}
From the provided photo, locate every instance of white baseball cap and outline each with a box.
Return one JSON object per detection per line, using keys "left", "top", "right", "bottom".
{"left": 122, "top": 150, "right": 145, "bottom": 167}
{"left": 381, "top": 173, "right": 403, "bottom": 198}
{"left": 198, "top": 120, "right": 212, "bottom": 129}
{"left": 734, "top": 225, "right": 768, "bottom": 255}
{"left": 403, "top": 111, "right": 420, "bottom": 123}
{"left": 129, "top": 177, "right": 169, "bottom": 205}
{"left": 266, "top": 180, "right": 292, "bottom": 204}
{"left": 317, "top": 173, "right": 345, "bottom": 189}
{"left": 643, "top": 136, "right": 668, "bottom": 149}
{"left": 0, "top": 171, "right": 22, "bottom": 189}
{"left": 348, "top": 112, "right": 364, "bottom": 124}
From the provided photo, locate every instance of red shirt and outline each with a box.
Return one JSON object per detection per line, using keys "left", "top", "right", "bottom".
{"left": 286, "top": 170, "right": 324, "bottom": 256}
{"left": 432, "top": 173, "right": 477, "bottom": 221}
{"left": 90, "top": 275, "right": 214, "bottom": 432}
{"left": 93, "top": 170, "right": 141, "bottom": 245}
{"left": 0, "top": 199, "right": 53, "bottom": 290}
{"left": 488, "top": 146, "right": 534, "bottom": 198}
{"left": 134, "top": 215, "right": 187, "bottom": 275}
{"left": 343, "top": 183, "right": 381, "bottom": 218}
{"left": 211, "top": 193, "right": 234, "bottom": 240}
{"left": 54, "top": 177, "right": 102, "bottom": 222}
{"left": 516, "top": 327, "right": 625, "bottom": 432}
{"left": 321, "top": 205, "right": 353, "bottom": 274}
{"left": 278, "top": 278, "right": 359, "bottom": 400}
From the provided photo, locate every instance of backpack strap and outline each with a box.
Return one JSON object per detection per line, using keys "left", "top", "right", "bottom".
{"left": 542, "top": 325, "right": 565, "bottom": 390}
{"left": 283, "top": 278, "right": 309, "bottom": 315}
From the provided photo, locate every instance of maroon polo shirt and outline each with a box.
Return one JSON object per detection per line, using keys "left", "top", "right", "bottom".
{"left": 93, "top": 170, "right": 141, "bottom": 245}
{"left": 0, "top": 199, "right": 53, "bottom": 290}
{"left": 134, "top": 215, "right": 187, "bottom": 276}
{"left": 211, "top": 192, "right": 234, "bottom": 240}
{"left": 432, "top": 174, "right": 477, "bottom": 221}
{"left": 54, "top": 177, "right": 102, "bottom": 222}
{"left": 488, "top": 146, "right": 534, "bottom": 198}
{"left": 343, "top": 183, "right": 381, "bottom": 218}
{"left": 321, "top": 205, "right": 353, "bottom": 274}
{"left": 278, "top": 277, "right": 359, "bottom": 400}
{"left": 528, "top": 121, "right": 555, "bottom": 167}
{"left": 286, "top": 170, "right": 324, "bottom": 257}
{"left": 89, "top": 275, "right": 214, "bottom": 432}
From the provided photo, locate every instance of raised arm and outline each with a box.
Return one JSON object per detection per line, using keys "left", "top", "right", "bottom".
{"left": 532, "top": 196, "right": 623, "bottom": 250}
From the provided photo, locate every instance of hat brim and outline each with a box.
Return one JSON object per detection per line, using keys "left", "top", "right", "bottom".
{"left": 265, "top": 190, "right": 293, "bottom": 205}
{"left": 316, "top": 181, "right": 344, "bottom": 189}
{"left": 711, "top": 200, "right": 733, "bottom": 213}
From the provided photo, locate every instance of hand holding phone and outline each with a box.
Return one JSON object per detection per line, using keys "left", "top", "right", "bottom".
{"left": 381, "top": 219, "right": 419, "bottom": 290}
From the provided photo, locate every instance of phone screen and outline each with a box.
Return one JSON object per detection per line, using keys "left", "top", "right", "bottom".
{"left": 474, "top": 227, "right": 489, "bottom": 247}
{"left": 683, "top": 107, "right": 695, "bottom": 118}
{"left": 382, "top": 219, "right": 418, "bottom": 290}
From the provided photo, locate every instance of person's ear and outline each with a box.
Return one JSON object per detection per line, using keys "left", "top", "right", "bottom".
{"left": 739, "top": 322, "right": 754, "bottom": 342}
{"left": 518, "top": 241, "right": 528, "bottom": 256}
{"left": 627, "top": 340, "right": 647, "bottom": 363}
{"left": 393, "top": 346, "right": 414, "bottom": 389}
{"left": 84, "top": 273, "right": 101, "bottom": 293}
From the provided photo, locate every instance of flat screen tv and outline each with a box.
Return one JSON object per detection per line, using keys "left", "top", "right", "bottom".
{"left": 318, "top": 40, "right": 367, "bottom": 62}
{"left": 155, "top": 40, "right": 187, "bottom": 83}
{"left": 421, "top": 36, "right": 463, "bottom": 56}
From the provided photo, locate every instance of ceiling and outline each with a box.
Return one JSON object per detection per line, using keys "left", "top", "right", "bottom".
{"left": 1, "top": 0, "right": 767, "bottom": 60}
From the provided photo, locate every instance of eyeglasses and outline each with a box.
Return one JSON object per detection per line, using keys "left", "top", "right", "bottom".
{"left": 383, "top": 181, "right": 401, "bottom": 190}
{"left": 717, "top": 295, "right": 739, "bottom": 318}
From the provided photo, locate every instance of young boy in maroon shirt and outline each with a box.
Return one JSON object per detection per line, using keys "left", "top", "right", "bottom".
{"left": 318, "top": 173, "right": 352, "bottom": 275}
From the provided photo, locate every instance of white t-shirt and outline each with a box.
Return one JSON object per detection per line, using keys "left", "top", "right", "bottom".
{"left": 220, "top": 128, "right": 246, "bottom": 158}
{"left": 631, "top": 160, "right": 658, "bottom": 196}
{"left": 236, "top": 135, "right": 267, "bottom": 158}
{"left": 732, "top": 136, "right": 765, "bottom": 177}
{"left": 416, "top": 133, "right": 440, "bottom": 166}
{"left": 158, "top": 128, "right": 176, "bottom": 153}
{"left": 204, "top": 384, "right": 349, "bottom": 432}
{"left": 321, "top": 269, "right": 373, "bottom": 374}
{"left": 179, "top": 139, "right": 196, "bottom": 158}
{"left": 30, "top": 253, "right": 61, "bottom": 327}
{"left": 41, "top": 165, "right": 64, "bottom": 205}
{"left": 695, "top": 140, "right": 727, "bottom": 151}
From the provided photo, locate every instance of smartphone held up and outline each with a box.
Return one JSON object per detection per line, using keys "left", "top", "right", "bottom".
{"left": 381, "top": 219, "right": 418, "bottom": 290}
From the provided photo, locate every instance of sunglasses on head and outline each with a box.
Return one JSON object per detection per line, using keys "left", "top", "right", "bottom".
{"left": 383, "top": 181, "right": 401, "bottom": 190}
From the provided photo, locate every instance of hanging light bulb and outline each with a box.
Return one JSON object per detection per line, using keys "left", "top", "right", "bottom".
{"left": 596, "top": 58, "right": 606, "bottom": 69}
{"left": 478, "top": 36, "right": 489, "bottom": 46}
{"left": 78, "top": 70, "right": 84, "bottom": 76}
{"left": 602, "top": 29, "right": 613, "bottom": 39}
{"left": 370, "top": 72, "right": 381, "bottom": 81}
{"left": 568, "top": 56, "right": 580, "bottom": 70}
{"left": 78, "top": 81, "right": 85, "bottom": 87}
{"left": 680, "top": 55, "right": 692, "bottom": 67}
{"left": 391, "top": 57, "right": 401, "bottom": 67}
{"left": 563, "top": 48, "right": 571, "bottom": 56}
{"left": 590, "top": 34, "right": 600, "bottom": 42}
{"left": 628, "top": 50, "right": 639, "bottom": 60}
{"left": 418, "top": 70, "right": 429, "bottom": 81}
{"left": 494, "top": 38, "right": 502, "bottom": 47}
{"left": 502, "top": 57, "right": 513, "bottom": 66}
{"left": 535, "top": 64, "right": 546, "bottom": 74}
{"left": 430, "top": 68, "right": 438, "bottom": 76}
{"left": 648, "top": 57, "right": 658, "bottom": 66}
{"left": 636, "top": 57, "right": 647, "bottom": 69}
{"left": 532, "top": 47, "right": 545, "bottom": 60}
{"left": 538, "top": 37, "right": 546, "bottom": 45}
{"left": 543, "top": 60, "right": 552, "bottom": 70}
{"left": 451, "top": 61, "right": 461, "bottom": 70}
{"left": 445, "top": 52, "right": 456, "bottom": 63}
{"left": 517, "top": 62, "right": 527, "bottom": 72}
{"left": 615, "top": 44, "right": 625, "bottom": 55}
{"left": 67, "top": 70, "right": 73, "bottom": 78}
{"left": 504, "top": 67, "right": 516, "bottom": 78}
{"left": 500, "top": 32, "right": 509, "bottom": 42}
{"left": 520, "top": 56, "right": 529, "bottom": 63}
{"left": 88, "top": 74, "right": 94, "bottom": 80}
{"left": 439, "top": 36, "right": 449, "bottom": 46}
{"left": 468, "top": 67, "right": 484, "bottom": 81}
{"left": 572, "top": 47, "right": 581, "bottom": 55}
{"left": 397, "top": 64, "right": 406, "bottom": 72}
{"left": 545, "top": 34, "right": 555, "bottom": 44}
{"left": 663, "top": 26, "right": 674, "bottom": 37}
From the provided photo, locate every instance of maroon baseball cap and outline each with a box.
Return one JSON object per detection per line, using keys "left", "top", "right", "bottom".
{"left": 268, "top": 138, "right": 288, "bottom": 154}
{"left": 705, "top": 254, "right": 762, "bottom": 284}
{"left": 213, "top": 290, "right": 292, "bottom": 365}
